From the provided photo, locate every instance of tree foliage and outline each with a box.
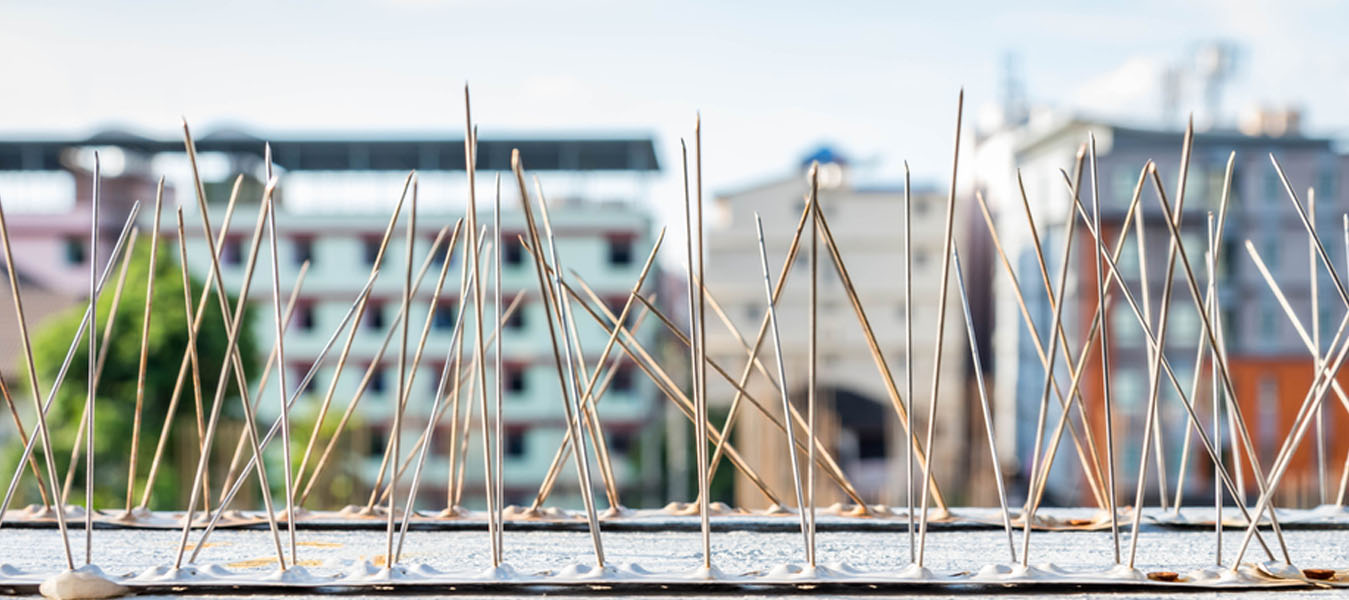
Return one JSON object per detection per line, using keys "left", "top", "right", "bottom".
{"left": 7, "top": 236, "right": 259, "bottom": 508}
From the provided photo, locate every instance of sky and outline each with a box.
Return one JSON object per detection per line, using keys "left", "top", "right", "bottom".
{"left": 1, "top": 0, "right": 1346, "bottom": 242}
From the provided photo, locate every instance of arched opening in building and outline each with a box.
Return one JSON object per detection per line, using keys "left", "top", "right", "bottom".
{"left": 825, "top": 386, "right": 889, "bottom": 501}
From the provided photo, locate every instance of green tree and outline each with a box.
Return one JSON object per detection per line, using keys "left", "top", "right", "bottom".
{"left": 7, "top": 237, "right": 259, "bottom": 509}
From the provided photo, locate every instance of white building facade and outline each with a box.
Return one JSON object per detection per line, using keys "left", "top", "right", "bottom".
{"left": 702, "top": 150, "right": 970, "bottom": 508}
{"left": 0, "top": 131, "right": 666, "bottom": 510}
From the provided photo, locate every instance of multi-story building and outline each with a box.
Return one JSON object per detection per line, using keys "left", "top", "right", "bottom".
{"left": 703, "top": 148, "right": 970, "bottom": 509}
{"left": 0, "top": 130, "right": 665, "bottom": 510}
{"left": 975, "top": 114, "right": 1349, "bottom": 507}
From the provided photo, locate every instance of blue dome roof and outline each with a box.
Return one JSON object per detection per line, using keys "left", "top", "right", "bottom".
{"left": 799, "top": 145, "right": 847, "bottom": 169}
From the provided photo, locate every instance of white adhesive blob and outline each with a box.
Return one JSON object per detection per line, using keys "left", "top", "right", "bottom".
{"left": 39, "top": 566, "right": 128, "bottom": 600}
{"left": 1102, "top": 563, "right": 1146, "bottom": 581}
{"left": 1258, "top": 561, "right": 1304, "bottom": 580}
{"left": 598, "top": 505, "right": 631, "bottom": 519}
{"left": 688, "top": 564, "right": 730, "bottom": 580}
{"left": 106, "top": 507, "right": 151, "bottom": 525}
{"left": 472, "top": 563, "right": 521, "bottom": 581}
{"left": 975, "top": 563, "right": 1013, "bottom": 578}
{"left": 501, "top": 505, "right": 569, "bottom": 520}
{"left": 435, "top": 506, "right": 469, "bottom": 519}
{"left": 1187, "top": 565, "right": 1246, "bottom": 585}
{"left": 895, "top": 563, "right": 933, "bottom": 580}
{"left": 263, "top": 565, "right": 328, "bottom": 583}
{"left": 22, "top": 505, "right": 85, "bottom": 520}
{"left": 277, "top": 507, "right": 311, "bottom": 522}
{"left": 822, "top": 502, "right": 873, "bottom": 518}
{"left": 796, "top": 562, "right": 859, "bottom": 580}
{"left": 341, "top": 559, "right": 381, "bottom": 581}
{"left": 336, "top": 505, "right": 385, "bottom": 518}
{"left": 661, "top": 501, "right": 736, "bottom": 516}
{"left": 765, "top": 563, "right": 805, "bottom": 578}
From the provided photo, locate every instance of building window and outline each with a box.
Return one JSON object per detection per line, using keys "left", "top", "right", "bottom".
{"left": 297, "top": 366, "right": 318, "bottom": 395}
{"left": 1112, "top": 368, "right": 1144, "bottom": 411}
{"left": 1318, "top": 168, "right": 1338, "bottom": 201}
{"left": 1164, "top": 365, "right": 1195, "bottom": 403}
{"left": 63, "top": 237, "right": 85, "bottom": 265}
{"left": 1228, "top": 167, "right": 1243, "bottom": 204}
{"left": 1319, "top": 302, "right": 1337, "bottom": 348}
{"left": 368, "top": 429, "right": 387, "bottom": 457}
{"left": 1180, "top": 232, "right": 1205, "bottom": 257}
{"left": 429, "top": 370, "right": 444, "bottom": 396}
{"left": 1183, "top": 166, "right": 1206, "bottom": 203}
{"left": 296, "top": 304, "right": 316, "bottom": 332}
{"left": 222, "top": 238, "right": 243, "bottom": 266}
{"left": 506, "top": 367, "right": 527, "bottom": 394}
{"left": 506, "top": 304, "right": 527, "bottom": 331}
{"left": 1111, "top": 304, "right": 1141, "bottom": 347}
{"left": 1258, "top": 305, "right": 1278, "bottom": 341}
{"left": 824, "top": 259, "right": 840, "bottom": 287}
{"left": 912, "top": 250, "right": 930, "bottom": 269}
{"left": 1167, "top": 300, "right": 1199, "bottom": 346}
{"left": 1116, "top": 237, "right": 1139, "bottom": 276}
{"left": 1262, "top": 238, "right": 1279, "bottom": 271}
{"left": 1257, "top": 375, "right": 1278, "bottom": 456}
{"left": 608, "top": 432, "right": 632, "bottom": 455}
{"left": 429, "top": 237, "right": 446, "bottom": 268}
{"left": 368, "top": 365, "right": 386, "bottom": 394}
{"left": 504, "top": 237, "right": 523, "bottom": 266}
{"left": 1222, "top": 307, "right": 1239, "bottom": 348}
{"left": 364, "top": 301, "right": 386, "bottom": 332}
{"left": 1264, "top": 172, "right": 1283, "bottom": 204}
{"left": 363, "top": 237, "right": 381, "bottom": 266}
{"left": 506, "top": 431, "right": 527, "bottom": 458}
{"left": 610, "top": 364, "right": 634, "bottom": 394}
{"left": 433, "top": 300, "right": 457, "bottom": 331}
{"left": 293, "top": 238, "right": 313, "bottom": 267}
{"left": 605, "top": 297, "right": 628, "bottom": 325}
{"left": 1113, "top": 166, "right": 1138, "bottom": 205}
{"left": 1220, "top": 237, "right": 1239, "bottom": 279}
{"left": 1205, "top": 167, "right": 1227, "bottom": 210}
{"left": 607, "top": 237, "right": 633, "bottom": 267}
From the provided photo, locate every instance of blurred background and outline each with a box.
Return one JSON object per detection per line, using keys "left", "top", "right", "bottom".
{"left": 0, "top": 0, "right": 1346, "bottom": 513}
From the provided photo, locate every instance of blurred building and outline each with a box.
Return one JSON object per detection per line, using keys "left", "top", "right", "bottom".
{"left": 0, "top": 264, "right": 75, "bottom": 382}
{"left": 974, "top": 113, "right": 1349, "bottom": 507}
{"left": 0, "top": 130, "right": 665, "bottom": 509}
{"left": 703, "top": 148, "right": 970, "bottom": 509}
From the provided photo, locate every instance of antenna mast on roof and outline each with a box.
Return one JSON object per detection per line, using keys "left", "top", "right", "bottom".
{"left": 1196, "top": 41, "right": 1240, "bottom": 130}
{"left": 1000, "top": 52, "right": 1028, "bottom": 128}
